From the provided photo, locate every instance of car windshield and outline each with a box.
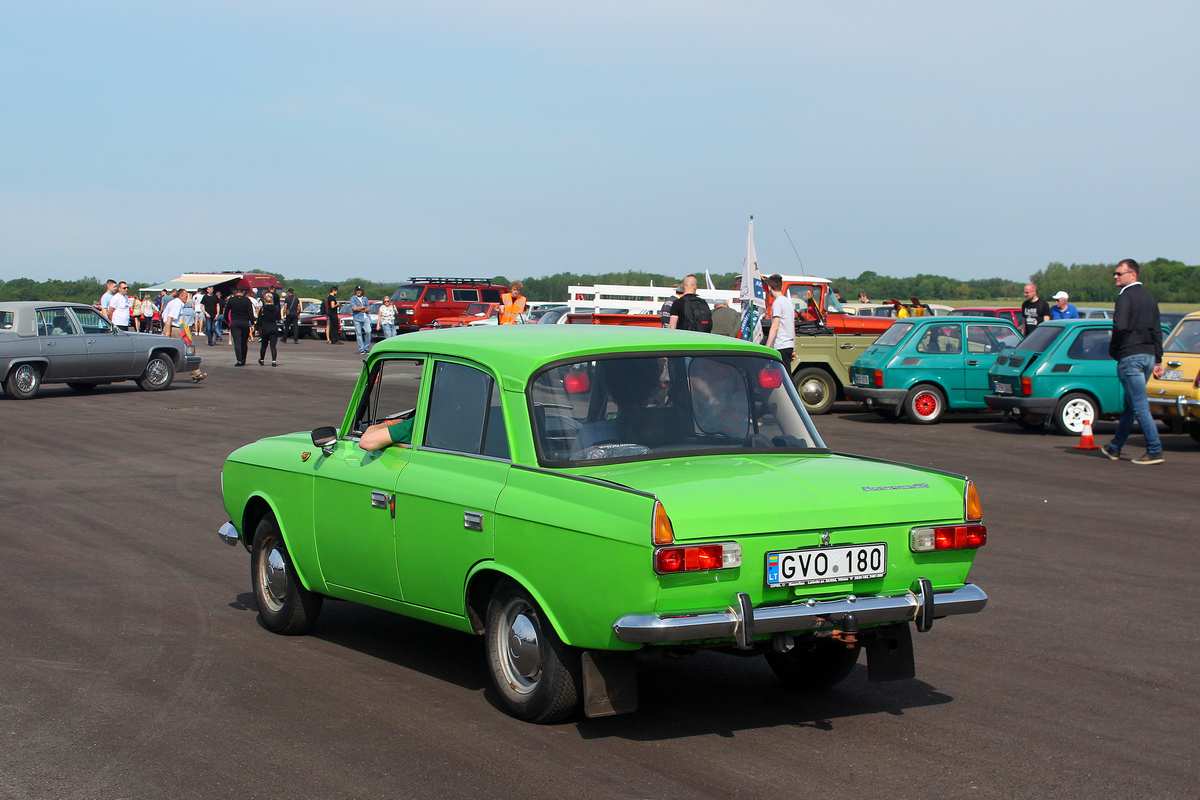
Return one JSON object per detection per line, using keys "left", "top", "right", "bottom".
{"left": 302, "top": 302, "right": 321, "bottom": 314}
{"left": 951, "top": 309, "right": 995, "bottom": 317}
{"left": 1015, "top": 325, "right": 1065, "bottom": 352}
{"left": 463, "top": 303, "right": 490, "bottom": 316}
{"left": 393, "top": 284, "right": 425, "bottom": 302}
{"left": 1164, "top": 319, "right": 1200, "bottom": 353}
{"left": 529, "top": 354, "right": 825, "bottom": 464}
{"left": 872, "top": 322, "right": 914, "bottom": 348}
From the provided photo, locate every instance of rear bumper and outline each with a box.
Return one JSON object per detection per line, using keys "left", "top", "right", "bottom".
{"left": 984, "top": 394, "right": 1056, "bottom": 414}
{"left": 845, "top": 386, "right": 908, "bottom": 406}
{"left": 612, "top": 583, "right": 987, "bottom": 644}
{"left": 1148, "top": 394, "right": 1200, "bottom": 420}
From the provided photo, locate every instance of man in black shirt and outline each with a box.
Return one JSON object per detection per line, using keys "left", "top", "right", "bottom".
{"left": 225, "top": 285, "right": 256, "bottom": 366}
{"left": 668, "top": 275, "right": 712, "bottom": 333}
{"left": 200, "top": 287, "right": 220, "bottom": 346}
{"left": 1020, "top": 283, "right": 1051, "bottom": 335}
{"left": 282, "top": 288, "right": 301, "bottom": 344}
{"left": 324, "top": 286, "right": 342, "bottom": 344}
{"left": 1101, "top": 259, "right": 1164, "bottom": 465}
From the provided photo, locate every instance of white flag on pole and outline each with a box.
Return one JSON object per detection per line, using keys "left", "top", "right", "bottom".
{"left": 738, "top": 217, "right": 766, "bottom": 343}
{"left": 704, "top": 270, "right": 716, "bottom": 291}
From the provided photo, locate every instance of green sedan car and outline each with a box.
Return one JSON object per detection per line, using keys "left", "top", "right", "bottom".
{"left": 845, "top": 317, "right": 1022, "bottom": 423}
{"left": 218, "top": 326, "right": 988, "bottom": 722}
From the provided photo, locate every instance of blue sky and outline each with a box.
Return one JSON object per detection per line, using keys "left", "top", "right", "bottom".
{"left": 2, "top": 1, "right": 1197, "bottom": 284}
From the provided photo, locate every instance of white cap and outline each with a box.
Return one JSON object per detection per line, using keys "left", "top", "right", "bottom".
{"left": 1052, "top": 291, "right": 1069, "bottom": 300}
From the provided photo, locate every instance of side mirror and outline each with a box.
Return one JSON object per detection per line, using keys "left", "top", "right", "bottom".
{"left": 311, "top": 426, "right": 338, "bottom": 457}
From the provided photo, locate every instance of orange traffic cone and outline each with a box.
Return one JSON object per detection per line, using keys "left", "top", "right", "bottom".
{"left": 1074, "top": 418, "right": 1100, "bottom": 450}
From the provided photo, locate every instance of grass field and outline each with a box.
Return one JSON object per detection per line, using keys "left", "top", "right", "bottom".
{"left": 922, "top": 299, "right": 1200, "bottom": 312}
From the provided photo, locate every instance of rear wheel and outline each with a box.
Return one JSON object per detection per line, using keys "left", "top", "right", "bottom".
{"left": 765, "top": 637, "right": 860, "bottom": 690}
{"left": 485, "top": 580, "right": 581, "bottom": 723}
{"left": 1053, "top": 392, "right": 1098, "bottom": 436}
{"left": 903, "top": 384, "right": 945, "bottom": 424}
{"left": 791, "top": 367, "right": 836, "bottom": 415}
{"left": 4, "top": 363, "right": 41, "bottom": 400}
{"left": 251, "top": 516, "right": 322, "bottom": 635}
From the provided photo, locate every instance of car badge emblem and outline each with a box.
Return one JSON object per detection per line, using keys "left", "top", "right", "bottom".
{"left": 820, "top": 532, "right": 831, "bottom": 547}
{"left": 301, "top": 452, "right": 311, "bottom": 462}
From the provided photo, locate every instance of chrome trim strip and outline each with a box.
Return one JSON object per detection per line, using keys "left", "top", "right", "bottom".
{"left": 612, "top": 584, "right": 987, "bottom": 644}
{"left": 1148, "top": 396, "right": 1200, "bottom": 408}
{"left": 217, "top": 521, "right": 240, "bottom": 547}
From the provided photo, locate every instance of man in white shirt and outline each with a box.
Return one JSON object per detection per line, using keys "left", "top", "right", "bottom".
{"left": 162, "top": 292, "right": 185, "bottom": 338}
{"left": 109, "top": 282, "right": 133, "bottom": 330}
{"left": 100, "top": 279, "right": 117, "bottom": 319}
{"left": 764, "top": 274, "right": 796, "bottom": 363}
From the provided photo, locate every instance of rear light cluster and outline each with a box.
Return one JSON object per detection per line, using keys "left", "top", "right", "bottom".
{"left": 654, "top": 542, "right": 743, "bottom": 574}
{"left": 1021, "top": 376, "right": 1033, "bottom": 395}
{"left": 874, "top": 369, "right": 884, "bottom": 388}
{"left": 910, "top": 525, "right": 987, "bottom": 552}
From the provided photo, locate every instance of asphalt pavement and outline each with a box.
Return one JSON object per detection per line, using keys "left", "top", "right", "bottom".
{"left": 1, "top": 336, "right": 1197, "bottom": 800}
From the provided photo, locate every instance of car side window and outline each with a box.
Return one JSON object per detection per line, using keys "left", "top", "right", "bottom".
{"left": 423, "top": 288, "right": 447, "bottom": 303}
{"left": 452, "top": 289, "right": 480, "bottom": 302}
{"left": 423, "top": 362, "right": 508, "bottom": 459}
{"left": 72, "top": 307, "right": 112, "bottom": 334}
{"left": 915, "top": 325, "right": 962, "bottom": 354}
{"left": 37, "top": 308, "right": 79, "bottom": 336}
{"left": 967, "top": 325, "right": 1014, "bottom": 354}
{"left": 352, "top": 358, "right": 425, "bottom": 436}
{"left": 480, "top": 289, "right": 502, "bottom": 303}
{"left": 1067, "top": 328, "right": 1113, "bottom": 360}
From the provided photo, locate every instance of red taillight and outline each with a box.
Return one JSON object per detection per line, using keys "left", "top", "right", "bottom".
{"left": 1021, "top": 376, "right": 1032, "bottom": 395}
{"left": 874, "top": 369, "right": 884, "bottom": 388}
{"left": 758, "top": 366, "right": 784, "bottom": 388}
{"left": 654, "top": 543, "right": 742, "bottom": 573}
{"left": 911, "top": 524, "right": 987, "bottom": 552}
{"left": 563, "top": 371, "right": 590, "bottom": 393}
{"left": 1194, "top": 370, "right": 1200, "bottom": 389}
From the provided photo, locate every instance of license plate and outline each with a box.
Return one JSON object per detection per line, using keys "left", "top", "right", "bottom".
{"left": 852, "top": 373, "right": 870, "bottom": 386}
{"left": 766, "top": 543, "right": 887, "bottom": 588}
{"left": 1163, "top": 369, "right": 1185, "bottom": 381}
{"left": 993, "top": 381, "right": 1012, "bottom": 394}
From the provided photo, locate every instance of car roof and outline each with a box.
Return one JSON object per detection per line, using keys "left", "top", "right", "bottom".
{"left": 0, "top": 301, "right": 95, "bottom": 311}
{"left": 370, "top": 325, "right": 776, "bottom": 386}
{"left": 899, "top": 316, "right": 1018, "bottom": 327}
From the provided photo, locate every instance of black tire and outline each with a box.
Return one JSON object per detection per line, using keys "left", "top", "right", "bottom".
{"left": 4, "top": 363, "right": 41, "bottom": 400}
{"left": 1015, "top": 412, "right": 1048, "bottom": 431}
{"left": 66, "top": 382, "right": 98, "bottom": 392}
{"left": 251, "top": 516, "right": 322, "bottom": 635}
{"left": 903, "top": 384, "right": 946, "bottom": 424}
{"left": 1053, "top": 392, "right": 1098, "bottom": 437}
{"left": 1187, "top": 421, "right": 1200, "bottom": 445}
{"left": 791, "top": 367, "right": 836, "bottom": 415}
{"left": 137, "top": 353, "right": 175, "bottom": 391}
{"left": 764, "top": 637, "right": 861, "bottom": 690}
{"left": 485, "top": 580, "right": 582, "bottom": 723}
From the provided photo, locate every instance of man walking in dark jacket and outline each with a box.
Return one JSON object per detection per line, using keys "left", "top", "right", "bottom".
{"left": 282, "top": 288, "right": 301, "bottom": 343}
{"left": 1101, "top": 259, "right": 1164, "bottom": 465}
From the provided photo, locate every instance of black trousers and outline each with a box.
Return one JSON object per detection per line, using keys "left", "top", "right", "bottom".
{"left": 284, "top": 316, "right": 299, "bottom": 342}
{"left": 327, "top": 315, "right": 341, "bottom": 342}
{"left": 231, "top": 321, "right": 251, "bottom": 364}
{"left": 259, "top": 328, "right": 279, "bottom": 362}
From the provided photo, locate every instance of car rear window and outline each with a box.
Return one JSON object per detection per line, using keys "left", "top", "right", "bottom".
{"left": 1067, "top": 328, "right": 1113, "bottom": 360}
{"left": 1015, "top": 325, "right": 1064, "bottom": 352}
{"left": 872, "top": 322, "right": 914, "bottom": 348}
{"left": 1164, "top": 319, "right": 1200, "bottom": 353}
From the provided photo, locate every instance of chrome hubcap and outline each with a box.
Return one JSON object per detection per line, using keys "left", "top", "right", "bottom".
{"left": 1061, "top": 399, "right": 1093, "bottom": 433}
{"left": 259, "top": 545, "right": 288, "bottom": 612}
{"left": 498, "top": 599, "right": 542, "bottom": 693}
{"left": 800, "top": 379, "right": 826, "bottom": 405}
{"left": 14, "top": 365, "right": 35, "bottom": 393}
{"left": 146, "top": 358, "right": 168, "bottom": 385}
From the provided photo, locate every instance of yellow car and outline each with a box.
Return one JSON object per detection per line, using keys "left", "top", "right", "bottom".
{"left": 1147, "top": 310, "right": 1200, "bottom": 442}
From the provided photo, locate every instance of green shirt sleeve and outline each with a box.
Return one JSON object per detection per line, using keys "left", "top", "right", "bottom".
{"left": 387, "top": 417, "right": 414, "bottom": 445}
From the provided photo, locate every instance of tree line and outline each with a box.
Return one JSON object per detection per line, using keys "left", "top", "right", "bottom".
{"left": 4, "top": 259, "right": 1198, "bottom": 305}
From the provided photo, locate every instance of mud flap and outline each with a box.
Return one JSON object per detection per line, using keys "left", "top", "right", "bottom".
{"left": 582, "top": 651, "right": 638, "bottom": 718}
{"left": 865, "top": 622, "right": 916, "bottom": 682}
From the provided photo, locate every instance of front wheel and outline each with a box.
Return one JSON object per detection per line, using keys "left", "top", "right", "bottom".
{"left": 4, "top": 363, "right": 41, "bottom": 400}
{"left": 485, "top": 581, "right": 581, "bottom": 723}
{"left": 251, "top": 516, "right": 322, "bottom": 635}
{"left": 791, "top": 367, "right": 836, "bottom": 415}
{"left": 137, "top": 354, "right": 175, "bottom": 391}
{"left": 903, "top": 384, "right": 945, "bottom": 424}
{"left": 764, "top": 637, "right": 860, "bottom": 690}
{"left": 1053, "top": 392, "right": 1098, "bottom": 436}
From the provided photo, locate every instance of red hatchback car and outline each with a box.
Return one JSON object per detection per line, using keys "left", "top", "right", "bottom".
{"left": 948, "top": 307, "right": 1022, "bottom": 329}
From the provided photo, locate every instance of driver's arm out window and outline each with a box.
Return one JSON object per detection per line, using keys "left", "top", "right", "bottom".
{"left": 352, "top": 358, "right": 424, "bottom": 437}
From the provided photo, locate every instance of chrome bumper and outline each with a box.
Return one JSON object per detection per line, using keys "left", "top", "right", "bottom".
{"left": 1148, "top": 395, "right": 1200, "bottom": 417}
{"left": 217, "top": 521, "right": 240, "bottom": 547}
{"left": 612, "top": 583, "right": 987, "bottom": 644}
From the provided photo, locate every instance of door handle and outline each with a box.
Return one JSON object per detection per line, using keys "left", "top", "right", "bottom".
{"left": 45, "top": 341, "right": 56, "bottom": 347}
{"left": 464, "top": 511, "right": 484, "bottom": 531}
{"left": 370, "top": 491, "right": 396, "bottom": 518}
{"left": 1168, "top": 360, "right": 1182, "bottom": 368}
{"left": 967, "top": 360, "right": 979, "bottom": 366}
{"left": 839, "top": 344, "right": 854, "bottom": 349}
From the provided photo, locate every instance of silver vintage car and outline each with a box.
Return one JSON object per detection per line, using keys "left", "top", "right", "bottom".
{"left": 0, "top": 302, "right": 201, "bottom": 399}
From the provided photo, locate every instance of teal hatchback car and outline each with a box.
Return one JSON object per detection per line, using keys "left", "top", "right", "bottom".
{"left": 846, "top": 317, "right": 1022, "bottom": 423}
{"left": 985, "top": 318, "right": 1174, "bottom": 436}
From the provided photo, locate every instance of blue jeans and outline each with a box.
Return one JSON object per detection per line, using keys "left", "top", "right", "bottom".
{"left": 381, "top": 323, "right": 396, "bottom": 339}
{"left": 214, "top": 317, "right": 223, "bottom": 340}
{"left": 1111, "top": 353, "right": 1162, "bottom": 455}
{"left": 354, "top": 318, "right": 371, "bottom": 350}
